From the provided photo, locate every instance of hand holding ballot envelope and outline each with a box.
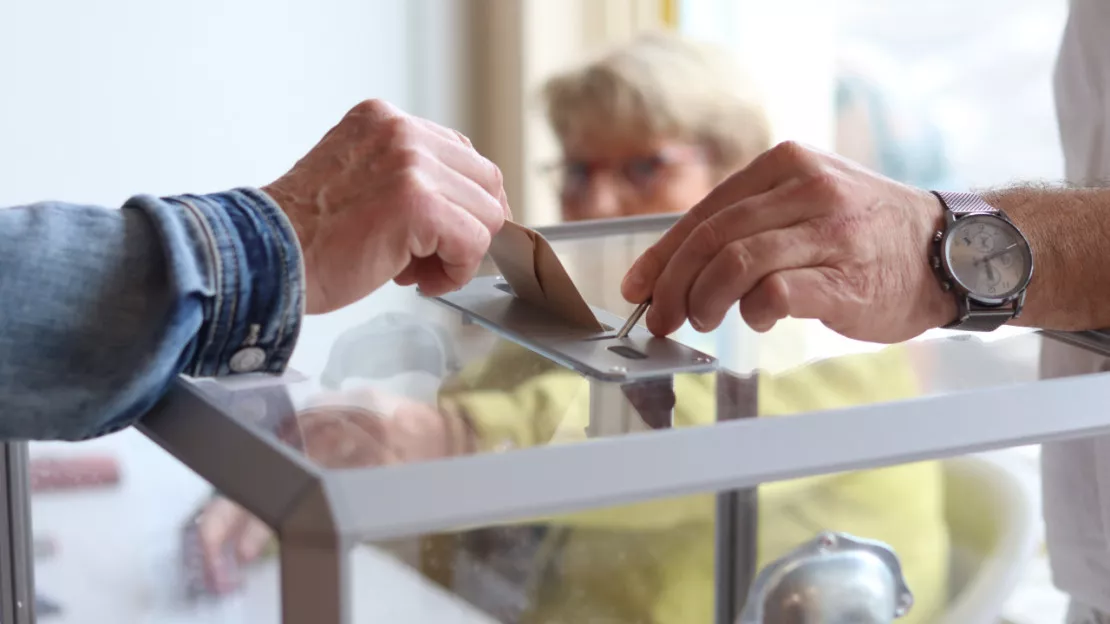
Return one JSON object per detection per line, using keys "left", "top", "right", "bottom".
{"left": 264, "top": 99, "right": 512, "bottom": 314}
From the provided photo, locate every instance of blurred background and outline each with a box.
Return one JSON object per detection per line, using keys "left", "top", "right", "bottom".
{"left": 0, "top": 0, "right": 1072, "bottom": 622}
{"left": 0, "top": 0, "right": 1066, "bottom": 221}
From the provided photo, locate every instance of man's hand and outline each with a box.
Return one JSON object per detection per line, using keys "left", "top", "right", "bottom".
{"left": 263, "top": 99, "right": 511, "bottom": 314}
{"left": 621, "top": 141, "right": 955, "bottom": 343}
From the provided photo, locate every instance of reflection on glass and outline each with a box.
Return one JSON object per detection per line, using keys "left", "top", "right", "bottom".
{"left": 183, "top": 323, "right": 1066, "bottom": 623}
{"left": 171, "top": 252, "right": 1100, "bottom": 624}
{"left": 419, "top": 343, "right": 946, "bottom": 624}
{"left": 30, "top": 432, "right": 279, "bottom": 623}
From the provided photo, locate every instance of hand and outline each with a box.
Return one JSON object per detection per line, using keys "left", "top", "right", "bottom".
{"left": 621, "top": 141, "right": 955, "bottom": 343}
{"left": 263, "top": 99, "right": 511, "bottom": 314}
{"left": 187, "top": 389, "right": 467, "bottom": 594}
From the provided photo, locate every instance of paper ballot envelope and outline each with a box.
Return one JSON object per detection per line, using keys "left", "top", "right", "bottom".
{"left": 486, "top": 221, "right": 604, "bottom": 331}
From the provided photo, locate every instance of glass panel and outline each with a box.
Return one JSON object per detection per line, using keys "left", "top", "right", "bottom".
{"left": 180, "top": 224, "right": 1098, "bottom": 473}
{"left": 344, "top": 449, "right": 1070, "bottom": 624}
{"left": 29, "top": 431, "right": 279, "bottom": 623}
{"left": 174, "top": 223, "right": 1105, "bottom": 624}
{"left": 368, "top": 506, "right": 722, "bottom": 624}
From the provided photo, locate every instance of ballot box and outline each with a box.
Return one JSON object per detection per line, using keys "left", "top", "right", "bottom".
{"left": 8, "top": 215, "right": 1110, "bottom": 624}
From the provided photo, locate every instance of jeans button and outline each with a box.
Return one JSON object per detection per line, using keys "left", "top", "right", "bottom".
{"left": 230, "top": 347, "right": 267, "bottom": 373}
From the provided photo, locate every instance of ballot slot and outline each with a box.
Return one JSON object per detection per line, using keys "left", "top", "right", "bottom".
{"left": 607, "top": 345, "right": 648, "bottom": 360}
{"left": 433, "top": 276, "right": 718, "bottom": 382}
{"left": 582, "top": 334, "right": 618, "bottom": 342}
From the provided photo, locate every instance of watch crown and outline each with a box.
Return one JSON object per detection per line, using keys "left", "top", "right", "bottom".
{"left": 931, "top": 256, "right": 941, "bottom": 269}
{"left": 933, "top": 230, "right": 943, "bottom": 242}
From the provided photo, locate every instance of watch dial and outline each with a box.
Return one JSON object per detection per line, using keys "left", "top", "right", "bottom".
{"left": 944, "top": 215, "right": 1032, "bottom": 300}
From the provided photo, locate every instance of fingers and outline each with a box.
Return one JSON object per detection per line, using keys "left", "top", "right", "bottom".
{"left": 399, "top": 162, "right": 507, "bottom": 295}
{"left": 423, "top": 144, "right": 507, "bottom": 233}
{"left": 406, "top": 199, "right": 492, "bottom": 295}
{"left": 387, "top": 114, "right": 509, "bottom": 294}
{"left": 621, "top": 141, "right": 819, "bottom": 304}
{"left": 676, "top": 225, "right": 828, "bottom": 334}
{"left": 396, "top": 257, "right": 445, "bottom": 293}
{"left": 396, "top": 112, "right": 510, "bottom": 229}
{"left": 740, "top": 267, "right": 839, "bottom": 332}
{"left": 415, "top": 129, "right": 509, "bottom": 224}
{"left": 393, "top": 263, "right": 417, "bottom": 286}
{"left": 645, "top": 183, "right": 812, "bottom": 334}
{"left": 357, "top": 99, "right": 509, "bottom": 231}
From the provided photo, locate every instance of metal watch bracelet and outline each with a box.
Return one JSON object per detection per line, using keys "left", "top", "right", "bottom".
{"left": 930, "top": 190, "right": 1023, "bottom": 332}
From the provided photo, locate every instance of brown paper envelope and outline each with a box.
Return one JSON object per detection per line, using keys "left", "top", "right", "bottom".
{"left": 488, "top": 221, "right": 604, "bottom": 331}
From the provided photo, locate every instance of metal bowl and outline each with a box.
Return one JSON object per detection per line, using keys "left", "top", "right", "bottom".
{"left": 738, "top": 532, "right": 913, "bottom": 624}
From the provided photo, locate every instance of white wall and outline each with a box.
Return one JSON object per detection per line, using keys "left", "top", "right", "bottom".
{"left": 680, "top": 0, "right": 837, "bottom": 150}
{"left": 0, "top": 0, "right": 467, "bottom": 208}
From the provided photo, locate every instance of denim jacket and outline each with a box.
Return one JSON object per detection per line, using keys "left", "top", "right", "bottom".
{"left": 0, "top": 189, "right": 304, "bottom": 441}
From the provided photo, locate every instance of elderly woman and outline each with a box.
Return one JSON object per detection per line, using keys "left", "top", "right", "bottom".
{"left": 543, "top": 32, "right": 770, "bottom": 222}
{"left": 190, "top": 32, "right": 950, "bottom": 624}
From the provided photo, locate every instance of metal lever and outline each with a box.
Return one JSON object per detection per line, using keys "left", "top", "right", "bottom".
{"left": 616, "top": 300, "right": 651, "bottom": 339}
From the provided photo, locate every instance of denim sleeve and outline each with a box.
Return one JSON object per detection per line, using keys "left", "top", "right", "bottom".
{"left": 0, "top": 188, "right": 304, "bottom": 441}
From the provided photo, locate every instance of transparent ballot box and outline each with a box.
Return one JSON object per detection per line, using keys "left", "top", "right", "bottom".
{"left": 127, "top": 215, "right": 1110, "bottom": 624}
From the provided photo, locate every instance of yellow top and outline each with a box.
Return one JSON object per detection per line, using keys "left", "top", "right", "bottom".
{"left": 439, "top": 342, "right": 949, "bottom": 624}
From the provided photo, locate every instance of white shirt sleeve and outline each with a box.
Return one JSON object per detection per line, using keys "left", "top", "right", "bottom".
{"left": 1055, "top": 0, "right": 1110, "bottom": 185}
{"left": 1042, "top": 0, "right": 1110, "bottom": 612}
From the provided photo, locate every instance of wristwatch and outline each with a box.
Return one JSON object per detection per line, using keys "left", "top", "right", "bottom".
{"left": 929, "top": 190, "right": 1034, "bottom": 332}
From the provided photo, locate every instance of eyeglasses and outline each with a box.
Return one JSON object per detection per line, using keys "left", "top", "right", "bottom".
{"left": 543, "top": 146, "right": 706, "bottom": 201}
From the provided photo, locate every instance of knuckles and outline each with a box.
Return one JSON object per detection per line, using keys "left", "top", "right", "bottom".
{"left": 688, "top": 219, "right": 727, "bottom": 252}
{"left": 802, "top": 167, "right": 851, "bottom": 205}
{"left": 391, "top": 144, "right": 426, "bottom": 171}
{"left": 396, "top": 166, "right": 424, "bottom": 192}
{"left": 340, "top": 99, "right": 508, "bottom": 225}
{"left": 351, "top": 98, "right": 399, "bottom": 119}
{"left": 352, "top": 99, "right": 506, "bottom": 201}
{"left": 768, "top": 140, "right": 815, "bottom": 169}
{"left": 380, "top": 114, "right": 420, "bottom": 154}
{"left": 722, "top": 240, "right": 755, "bottom": 276}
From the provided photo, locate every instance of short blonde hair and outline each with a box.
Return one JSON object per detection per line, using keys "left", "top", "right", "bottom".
{"left": 541, "top": 31, "right": 772, "bottom": 176}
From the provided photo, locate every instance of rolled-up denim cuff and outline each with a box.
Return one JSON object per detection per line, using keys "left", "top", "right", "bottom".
{"left": 167, "top": 188, "right": 304, "bottom": 377}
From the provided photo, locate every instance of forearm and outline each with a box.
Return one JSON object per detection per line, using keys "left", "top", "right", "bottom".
{"left": 0, "top": 190, "right": 304, "bottom": 440}
{"left": 980, "top": 186, "right": 1110, "bottom": 330}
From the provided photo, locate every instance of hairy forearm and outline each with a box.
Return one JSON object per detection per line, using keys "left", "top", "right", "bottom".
{"left": 983, "top": 185, "right": 1110, "bottom": 330}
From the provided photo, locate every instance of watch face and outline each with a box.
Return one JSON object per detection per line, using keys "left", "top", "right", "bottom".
{"left": 943, "top": 215, "right": 1033, "bottom": 302}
